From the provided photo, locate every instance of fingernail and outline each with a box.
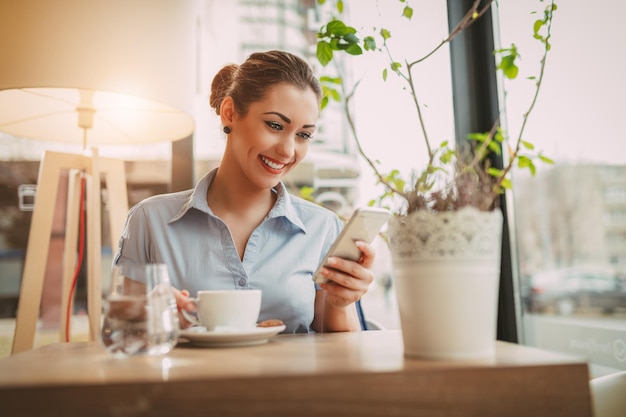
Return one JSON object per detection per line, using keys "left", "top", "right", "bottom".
{"left": 327, "top": 257, "right": 337, "bottom": 266}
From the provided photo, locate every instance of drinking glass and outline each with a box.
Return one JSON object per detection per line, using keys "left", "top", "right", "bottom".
{"left": 100, "top": 264, "right": 179, "bottom": 357}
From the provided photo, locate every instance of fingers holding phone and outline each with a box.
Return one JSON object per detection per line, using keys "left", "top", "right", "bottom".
{"left": 313, "top": 207, "right": 390, "bottom": 285}
{"left": 318, "top": 240, "right": 376, "bottom": 307}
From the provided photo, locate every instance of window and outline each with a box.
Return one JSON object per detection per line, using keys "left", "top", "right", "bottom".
{"left": 499, "top": 0, "right": 626, "bottom": 377}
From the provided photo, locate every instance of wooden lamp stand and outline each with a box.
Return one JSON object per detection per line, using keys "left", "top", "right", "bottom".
{"left": 11, "top": 148, "right": 129, "bottom": 354}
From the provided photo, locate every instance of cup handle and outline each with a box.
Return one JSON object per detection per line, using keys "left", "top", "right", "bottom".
{"left": 180, "top": 298, "right": 201, "bottom": 327}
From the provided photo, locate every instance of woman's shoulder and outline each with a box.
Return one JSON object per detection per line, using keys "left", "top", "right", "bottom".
{"left": 289, "top": 194, "right": 336, "bottom": 217}
{"left": 287, "top": 194, "right": 343, "bottom": 231}
{"left": 128, "top": 189, "right": 193, "bottom": 218}
{"left": 140, "top": 189, "right": 192, "bottom": 205}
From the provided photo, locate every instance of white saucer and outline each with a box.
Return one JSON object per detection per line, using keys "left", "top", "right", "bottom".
{"left": 179, "top": 325, "right": 286, "bottom": 347}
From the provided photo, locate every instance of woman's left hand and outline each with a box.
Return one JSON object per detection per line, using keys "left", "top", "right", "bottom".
{"left": 318, "top": 240, "right": 375, "bottom": 308}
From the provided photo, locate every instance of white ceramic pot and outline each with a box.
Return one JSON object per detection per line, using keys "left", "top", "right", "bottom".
{"left": 388, "top": 207, "right": 503, "bottom": 360}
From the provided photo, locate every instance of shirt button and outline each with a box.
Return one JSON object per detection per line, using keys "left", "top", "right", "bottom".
{"left": 238, "top": 278, "right": 247, "bottom": 286}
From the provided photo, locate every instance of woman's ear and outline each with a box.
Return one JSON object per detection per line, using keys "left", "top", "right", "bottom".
{"left": 220, "top": 97, "right": 235, "bottom": 127}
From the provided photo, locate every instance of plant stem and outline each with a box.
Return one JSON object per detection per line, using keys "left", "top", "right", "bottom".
{"left": 495, "top": 0, "right": 555, "bottom": 186}
{"left": 408, "top": 0, "right": 493, "bottom": 67}
{"left": 341, "top": 78, "right": 409, "bottom": 199}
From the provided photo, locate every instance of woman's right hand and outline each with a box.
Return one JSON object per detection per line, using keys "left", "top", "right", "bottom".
{"left": 172, "top": 288, "right": 196, "bottom": 328}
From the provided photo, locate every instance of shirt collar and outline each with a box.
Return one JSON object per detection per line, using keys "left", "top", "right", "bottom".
{"left": 268, "top": 181, "right": 307, "bottom": 233}
{"left": 170, "top": 168, "right": 307, "bottom": 233}
{"left": 169, "top": 169, "right": 215, "bottom": 223}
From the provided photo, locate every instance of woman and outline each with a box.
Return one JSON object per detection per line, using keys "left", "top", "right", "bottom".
{"left": 114, "top": 50, "right": 375, "bottom": 333}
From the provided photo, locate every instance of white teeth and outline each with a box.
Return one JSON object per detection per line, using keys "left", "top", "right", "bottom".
{"left": 261, "top": 156, "right": 285, "bottom": 170}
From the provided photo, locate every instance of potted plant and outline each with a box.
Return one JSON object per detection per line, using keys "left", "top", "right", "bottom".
{"left": 315, "top": 0, "right": 557, "bottom": 359}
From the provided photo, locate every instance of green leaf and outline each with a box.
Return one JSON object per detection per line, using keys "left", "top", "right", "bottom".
{"left": 487, "top": 167, "right": 502, "bottom": 177}
{"left": 364, "top": 35, "right": 377, "bottom": 51}
{"left": 337, "top": 0, "right": 343, "bottom": 13}
{"left": 518, "top": 156, "right": 532, "bottom": 168}
{"left": 380, "top": 28, "right": 391, "bottom": 40}
{"left": 539, "top": 154, "right": 555, "bottom": 164}
{"left": 533, "top": 19, "right": 545, "bottom": 37}
{"left": 467, "top": 132, "right": 487, "bottom": 142}
{"left": 499, "top": 55, "right": 519, "bottom": 79}
{"left": 320, "top": 75, "right": 342, "bottom": 84}
{"left": 440, "top": 150, "right": 454, "bottom": 161}
{"left": 391, "top": 62, "right": 402, "bottom": 72}
{"left": 382, "top": 68, "right": 388, "bottom": 81}
{"left": 327, "top": 20, "right": 350, "bottom": 36}
{"left": 320, "top": 96, "right": 329, "bottom": 110}
{"left": 521, "top": 140, "right": 535, "bottom": 150}
{"left": 344, "top": 32, "right": 359, "bottom": 44}
{"left": 402, "top": 6, "right": 413, "bottom": 19}
{"left": 346, "top": 43, "right": 363, "bottom": 55}
{"left": 487, "top": 141, "right": 502, "bottom": 155}
{"left": 322, "top": 86, "right": 341, "bottom": 102}
{"left": 500, "top": 178, "right": 512, "bottom": 189}
{"left": 495, "top": 44, "right": 520, "bottom": 80}
{"left": 316, "top": 41, "right": 333, "bottom": 66}
{"left": 494, "top": 129, "right": 505, "bottom": 143}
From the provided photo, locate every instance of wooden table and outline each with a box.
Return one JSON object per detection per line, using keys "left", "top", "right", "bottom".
{"left": 0, "top": 330, "right": 592, "bottom": 417}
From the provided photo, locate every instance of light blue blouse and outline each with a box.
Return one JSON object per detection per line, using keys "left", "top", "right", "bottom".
{"left": 114, "top": 169, "right": 342, "bottom": 333}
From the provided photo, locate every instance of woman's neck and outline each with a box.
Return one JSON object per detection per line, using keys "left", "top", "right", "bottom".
{"left": 207, "top": 164, "right": 276, "bottom": 219}
{"left": 207, "top": 164, "right": 278, "bottom": 260}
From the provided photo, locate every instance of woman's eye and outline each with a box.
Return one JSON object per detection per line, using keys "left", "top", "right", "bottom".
{"left": 265, "top": 121, "right": 283, "bottom": 131}
{"left": 297, "top": 132, "right": 313, "bottom": 141}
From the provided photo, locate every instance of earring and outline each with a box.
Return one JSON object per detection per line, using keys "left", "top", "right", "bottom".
{"left": 223, "top": 126, "right": 231, "bottom": 134}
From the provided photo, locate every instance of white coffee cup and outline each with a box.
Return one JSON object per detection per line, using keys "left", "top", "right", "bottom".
{"left": 182, "top": 289, "right": 262, "bottom": 331}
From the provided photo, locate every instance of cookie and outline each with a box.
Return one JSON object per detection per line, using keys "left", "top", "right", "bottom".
{"left": 257, "top": 319, "right": 284, "bottom": 328}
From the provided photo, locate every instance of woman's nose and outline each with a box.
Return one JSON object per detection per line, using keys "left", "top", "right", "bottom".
{"left": 275, "top": 136, "right": 295, "bottom": 158}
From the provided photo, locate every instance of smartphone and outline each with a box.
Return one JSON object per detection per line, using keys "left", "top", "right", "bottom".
{"left": 313, "top": 207, "right": 391, "bottom": 284}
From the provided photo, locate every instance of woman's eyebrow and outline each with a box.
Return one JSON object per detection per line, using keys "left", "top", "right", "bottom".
{"left": 263, "top": 111, "right": 316, "bottom": 129}
{"left": 264, "top": 111, "right": 291, "bottom": 124}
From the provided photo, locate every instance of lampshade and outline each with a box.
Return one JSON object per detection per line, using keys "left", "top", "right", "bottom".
{"left": 0, "top": 0, "right": 196, "bottom": 146}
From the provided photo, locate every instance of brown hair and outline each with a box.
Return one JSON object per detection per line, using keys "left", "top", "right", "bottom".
{"left": 209, "top": 50, "right": 322, "bottom": 116}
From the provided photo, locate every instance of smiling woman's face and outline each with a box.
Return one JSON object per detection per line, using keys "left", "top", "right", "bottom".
{"left": 227, "top": 83, "right": 319, "bottom": 189}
